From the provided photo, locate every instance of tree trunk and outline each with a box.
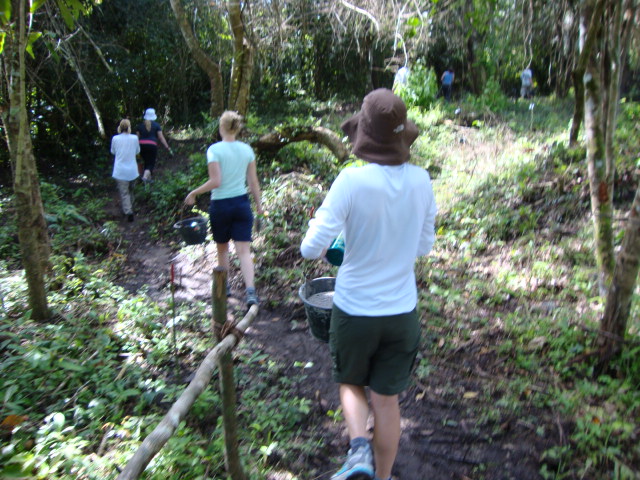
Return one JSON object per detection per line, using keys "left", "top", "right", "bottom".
{"left": 2, "top": 0, "right": 51, "bottom": 320}
{"left": 227, "top": 0, "right": 254, "bottom": 116}
{"left": 584, "top": 56, "right": 615, "bottom": 294}
{"left": 596, "top": 0, "right": 639, "bottom": 369}
{"left": 170, "top": 0, "right": 225, "bottom": 117}
{"left": 581, "top": 0, "right": 616, "bottom": 294}
{"left": 598, "top": 184, "right": 640, "bottom": 365}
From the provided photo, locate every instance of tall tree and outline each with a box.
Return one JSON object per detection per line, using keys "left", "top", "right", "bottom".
{"left": 595, "top": 0, "right": 639, "bottom": 367}
{"left": 227, "top": 0, "right": 254, "bottom": 115}
{"left": 170, "top": 0, "right": 225, "bottom": 117}
{"left": 170, "top": 0, "right": 254, "bottom": 117}
{"left": 1, "top": 0, "right": 51, "bottom": 320}
{"left": 570, "top": 0, "right": 639, "bottom": 366}
{"left": 579, "top": 0, "right": 635, "bottom": 293}
{"left": 599, "top": 184, "right": 640, "bottom": 366}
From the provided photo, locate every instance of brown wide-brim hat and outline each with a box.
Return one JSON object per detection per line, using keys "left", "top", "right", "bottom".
{"left": 341, "top": 88, "right": 419, "bottom": 166}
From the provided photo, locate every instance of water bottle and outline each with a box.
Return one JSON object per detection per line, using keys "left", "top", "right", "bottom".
{"left": 325, "top": 232, "right": 345, "bottom": 266}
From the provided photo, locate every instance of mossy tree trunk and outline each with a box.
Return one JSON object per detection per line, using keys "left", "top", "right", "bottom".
{"left": 227, "top": 0, "right": 254, "bottom": 117}
{"left": 170, "top": 0, "right": 225, "bottom": 118}
{"left": 576, "top": 0, "right": 639, "bottom": 368}
{"left": 1, "top": 0, "right": 51, "bottom": 320}
{"left": 599, "top": 185, "right": 640, "bottom": 366}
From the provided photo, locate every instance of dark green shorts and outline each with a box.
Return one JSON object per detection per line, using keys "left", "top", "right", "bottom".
{"left": 329, "top": 304, "right": 420, "bottom": 396}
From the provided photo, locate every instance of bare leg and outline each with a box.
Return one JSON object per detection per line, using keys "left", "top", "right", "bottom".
{"left": 234, "top": 241, "right": 254, "bottom": 289}
{"left": 339, "top": 384, "right": 369, "bottom": 440}
{"left": 370, "top": 391, "right": 400, "bottom": 479}
{"left": 216, "top": 242, "right": 230, "bottom": 271}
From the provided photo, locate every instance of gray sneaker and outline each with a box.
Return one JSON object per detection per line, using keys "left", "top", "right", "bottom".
{"left": 331, "top": 443, "right": 374, "bottom": 480}
{"left": 245, "top": 287, "right": 259, "bottom": 306}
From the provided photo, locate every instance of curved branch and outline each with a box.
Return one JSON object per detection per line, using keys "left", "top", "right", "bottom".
{"left": 339, "top": 0, "right": 380, "bottom": 33}
{"left": 252, "top": 125, "right": 350, "bottom": 162}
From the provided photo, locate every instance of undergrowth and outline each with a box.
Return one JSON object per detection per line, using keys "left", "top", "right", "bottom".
{"left": 1, "top": 95, "right": 639, "bottom": 479}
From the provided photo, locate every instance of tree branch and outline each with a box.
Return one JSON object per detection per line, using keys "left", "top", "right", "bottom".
{"left": 252, "top": 125, "right": 350, "bottom": 162}
{"left": 115, "top": 305, "right": 259, "bottom": 480}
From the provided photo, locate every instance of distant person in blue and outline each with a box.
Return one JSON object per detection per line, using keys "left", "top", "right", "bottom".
{"left": 135, "top": 108, "right": 172, "bottom": 182}
{"left": 440, "top": 68, "right": 454, "bottom": 101}
{"left": 184, "top": 111, "right": 263, "bottom": 307}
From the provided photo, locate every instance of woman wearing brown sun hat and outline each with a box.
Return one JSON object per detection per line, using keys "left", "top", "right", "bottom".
{"left": 301, "top": 88, "right": 438, "bottom": 480}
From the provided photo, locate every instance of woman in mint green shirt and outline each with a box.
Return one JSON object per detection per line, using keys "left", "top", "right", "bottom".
{"left": 184, "top": 111, "right": 263, "bottom": 306}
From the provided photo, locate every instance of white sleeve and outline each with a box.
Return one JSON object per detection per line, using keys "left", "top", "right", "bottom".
{"left": 300, "top": 171, "right": 350, "bottom": 259}
{"left": 417, "top": 178, "right": 438, "bottom": 257}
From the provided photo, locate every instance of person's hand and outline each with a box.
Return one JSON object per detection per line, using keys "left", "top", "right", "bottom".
{"left": 184, "top": 192, "right": 196, "bottom": 206}
{"left": 168, "top": 147, "right": 174, "bottom": 157}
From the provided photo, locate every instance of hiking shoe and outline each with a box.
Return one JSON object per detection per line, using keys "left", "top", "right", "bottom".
{"left": 245, "top": 287, "right": 259, "bottom": 306}
{"left": 331, "top": 443, "right": 374, "bottom": 480}
{"left": 127, "top": 214, "right": 134, "bottom": 222}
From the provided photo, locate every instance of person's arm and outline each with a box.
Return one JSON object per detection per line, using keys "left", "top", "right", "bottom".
{"left": 300, "top": 171, "right": 349, "bottom": 260}
{"left": 246, "top": 161, "right": 263, "bottom": 215}
{"left": 417, "top": 178, "right": 438, "bottom": 257}
{"left": 157, "top": 130, "right": 171, "bottom": 153}
{"left": 184, "top": 162, "right": 221, "bottom": 205}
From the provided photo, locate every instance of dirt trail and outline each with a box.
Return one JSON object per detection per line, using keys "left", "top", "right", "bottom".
{"left": 108, "top": 165, "right": 552, "bottom": 480}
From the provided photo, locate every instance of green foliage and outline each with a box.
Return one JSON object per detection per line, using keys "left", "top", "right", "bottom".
{"left": 0, "top": 259, "right": 317, "bottom": 479}
{"left": 465, "top": 77, "right": 511, "bottom": 115}
{"left": 396, "top": 61, "right": 439, "bottom": 109}
{"left": 137, "top": 153, "right": 210, "bottom": 236}
{"left": 3, "top": 91, "right": 640, "bottom": 480}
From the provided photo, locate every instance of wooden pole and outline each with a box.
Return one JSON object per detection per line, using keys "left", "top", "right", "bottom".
{"left": 213, "top": 267, "right": 247, "bottom": 480}
{"left": 115, "top": 302, "right": 258, "bottom": 480}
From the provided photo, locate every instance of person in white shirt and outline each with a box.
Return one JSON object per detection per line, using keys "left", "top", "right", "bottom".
{"left": 521, "top": 67, "right": 533, "bottom": 98}
{"left": 110, "top": 119, "right": 140, "bottom": 222}
{"left": 301, "top": 89, "right": 437, "bottom": 480}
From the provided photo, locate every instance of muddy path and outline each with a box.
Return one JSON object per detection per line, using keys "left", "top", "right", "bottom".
{"left": 107, "top": 155, "right": 554, "bottom": 480}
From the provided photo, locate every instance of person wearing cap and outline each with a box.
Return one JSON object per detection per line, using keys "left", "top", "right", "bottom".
{"left": 300, "top": 89, "right": 437, "bottom": 480}
{"left": 135, "top": 108, "right": 172, "bottom": 182}
{"left": 184, "top": 111, "right": 263, "bottom": 307}
{"left": 110, "top": 119, "right": 140, "bottom": 222}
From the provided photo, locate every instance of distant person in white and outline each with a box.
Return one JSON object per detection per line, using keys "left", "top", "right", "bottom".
{"left": 521, "top": 67, "right": 533, "bottom": 99}
{"left": 110, "top": 119, "right": 140, "bottom": 222}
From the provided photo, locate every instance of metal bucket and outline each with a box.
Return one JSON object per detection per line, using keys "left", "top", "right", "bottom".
{"left": 298, "top": 277, "right": 335, "bottom": 343}
{"left": 174, "top": 216, "right": 208, "bottom": 245}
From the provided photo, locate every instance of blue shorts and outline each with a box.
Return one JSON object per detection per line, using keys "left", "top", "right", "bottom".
{"left": 208, "top": 194, "right": 253, "bottom": 243}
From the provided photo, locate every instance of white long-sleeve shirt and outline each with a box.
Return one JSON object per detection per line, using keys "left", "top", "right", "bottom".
{"left": 300, "top": 162, "right": 437, "bottom": 316}
{"left": 110, "top": 133, "right": 140, "bottom": 181}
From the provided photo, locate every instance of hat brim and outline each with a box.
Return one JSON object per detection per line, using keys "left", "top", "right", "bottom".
{"left": 341, "top": 112, "right": 419, "bottom": 165}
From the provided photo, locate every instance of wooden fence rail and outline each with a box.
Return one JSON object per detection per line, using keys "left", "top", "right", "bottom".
{"left": 115, "top": 303, "right": 259, "bottom": 480}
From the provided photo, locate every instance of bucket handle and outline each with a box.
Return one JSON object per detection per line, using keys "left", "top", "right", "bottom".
{"left": 179, "top": 203, "right": 199, "bottom": 221}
